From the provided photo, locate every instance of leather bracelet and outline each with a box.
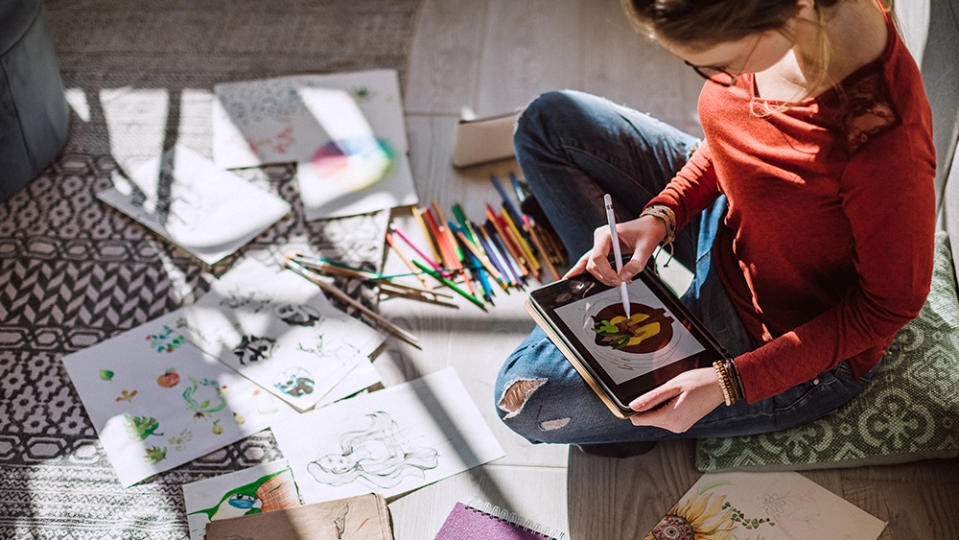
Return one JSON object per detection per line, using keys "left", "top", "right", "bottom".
{"left": 640, "top": 205, "right": 677, "bottom": 244}
{"left": 724, "top": 358, "right": 745, "bottom": 402}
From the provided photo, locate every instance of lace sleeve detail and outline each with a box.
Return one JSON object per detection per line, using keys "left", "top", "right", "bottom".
{"left": 841, "top": 70, "right": 900, "bottom": 153}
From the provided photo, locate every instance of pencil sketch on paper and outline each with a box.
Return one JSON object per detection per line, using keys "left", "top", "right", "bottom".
{"left": 185, "top": 466, "right": 300, "bottom": 539}
{"left": 306, "top": 411, "right": 439, "bottom": 489}
{"left": 274, "top": 303, "right": 321, "bottom": 326}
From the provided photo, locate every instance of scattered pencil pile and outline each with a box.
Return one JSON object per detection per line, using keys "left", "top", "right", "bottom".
{"left": 386, "top": 173, "right": 567, "bottom": 310}
{"left": 280, "top": 173, "right": 566, "bottom": 323}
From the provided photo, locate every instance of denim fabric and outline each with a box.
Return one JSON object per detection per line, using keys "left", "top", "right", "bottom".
{"left": 496, "top": 90, "right": 872, "bottom": 444}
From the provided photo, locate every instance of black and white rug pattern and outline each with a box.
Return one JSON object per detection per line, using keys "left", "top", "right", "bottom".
{"left": 0, "top": 0, "right": 419, "bottom": 537}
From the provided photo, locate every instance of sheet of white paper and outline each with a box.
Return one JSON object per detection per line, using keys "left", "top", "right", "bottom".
{"left": 553, "top": 279, "right": 705, "bottom": 385}
{"left": 213, "top": 70, "right": 407, "bottom": 169}
{"left": 271, "top": 367, "right": 504, "bottom": 504}
{"left": 177, "top": 259, "right": 384, "bottom": 411}
{"left": 182, "top": 460, "right": 302, "bottom": 540}
{"left": 97, "top": 145, "right": 291, "bottom": 265}
{"left": 652, "top": 472, "right": 886, "bottom": 539}
{"left": 298, "top": 151, "right": 418, "bottom": 220}
{"left": 62, "top": 311, "right": 294, "bottom": 487}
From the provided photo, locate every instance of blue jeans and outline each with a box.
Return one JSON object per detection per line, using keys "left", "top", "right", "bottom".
{"left": 494, "top": 90, "right": 873, "bottom": 444}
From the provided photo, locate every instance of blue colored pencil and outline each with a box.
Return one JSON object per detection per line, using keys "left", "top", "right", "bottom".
{"left": 484, "top": 220, "right": 524, "bottom": 287}
{"left": 475, "top": 222, "right": 515, "bottom": 287}
{"left": 490, "top": 174, "right": 524, "bottom": 227}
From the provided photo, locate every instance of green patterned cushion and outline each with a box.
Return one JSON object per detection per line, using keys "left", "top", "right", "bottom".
{"left": 696, "top": 231, "right": 959, "bottom": 471}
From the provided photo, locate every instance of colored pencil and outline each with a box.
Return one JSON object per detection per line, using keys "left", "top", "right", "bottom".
{"left": 451, "top": 226, "right": 507, "bottom": 287}
{"left": 476, "top": 223, "right": 516, "bottom": 287}
{"left": 455, "top": 231, "right": 494, "bottom": 303}
{"left": 486, "top": 205, "right": 529, "bottom": 277}
{"left": 484, "top": 220, "right": 524, "bottom": 286}
{"left": 390, "top": 225, "right": 446, "bottom": 277}
{"left": 423, "top": 208, "right": 477, "bottom": 297}
{"left": 475, "top": 225, "right": 514, "bottom": 289}
{"left": 412, "top": 259, "right": 487, "bottom": 311}
{"left": 412, "top": 206, "right": 444, "bottom": 266}
{"left": 385, "top": 232, "right": 435, "bottom": 291}
{"left": 285, "top": 259, "right": 421, "bottom": 348}
{"left": 501, "top": 207, "right": 540, "bottom": 273}
{"left": 523, "top": 215, "right": 560, "bottom": 281}
{"left": 490, "top": 174, "right": 524, "bottom": 226}
{"left": 431, "top": 200, "right": 463, "bottom": 261}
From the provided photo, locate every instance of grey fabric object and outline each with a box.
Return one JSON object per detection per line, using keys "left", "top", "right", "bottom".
{"left": 897, "top": 0, "right": 959, "bottom": 286}
{"left": 0, "top": 0, "right": 69, "bottom": 201}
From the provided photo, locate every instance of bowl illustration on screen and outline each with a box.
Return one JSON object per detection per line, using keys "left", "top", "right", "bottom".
{"left": 591, "top": 303, "right": 674, "bottom": 354}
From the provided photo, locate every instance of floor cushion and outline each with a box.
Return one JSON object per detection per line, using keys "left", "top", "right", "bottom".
{"left": 696, "top": 231, "right": 959, "bottom": 471}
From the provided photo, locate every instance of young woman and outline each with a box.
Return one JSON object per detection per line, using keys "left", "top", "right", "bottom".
{"left": 494, "top": 0, "right": 935, "bottom": 455}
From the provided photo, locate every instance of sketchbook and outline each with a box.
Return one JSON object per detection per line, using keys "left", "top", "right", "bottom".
{"left": 61, "top": 310, "right": 294, "bottom": 487}
{"left": 176, "top": 259, "right": 384, "bottom": 412}
{"left": 649, "top": 472, "right": 886, "bottom": 539}
{"left": 204, "top": 493, "right": 393, "bottom": 540}
{"left": 270, "top": 367, "right": 504, "bottom": 504}
{"left": 97, "top": 145, "right": 291, "bottom": 265}
{"left": 525, "top": 268, "right": 728, "bottom": 419}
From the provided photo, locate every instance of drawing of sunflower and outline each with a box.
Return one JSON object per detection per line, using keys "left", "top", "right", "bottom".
{"left": 645, "top": 492, "right": 735, "bottom": 540}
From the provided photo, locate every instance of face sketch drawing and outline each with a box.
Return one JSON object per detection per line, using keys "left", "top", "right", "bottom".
{"left": 274, "top": 303, "right": 321, "bottom": 327}
{"left": 233, "top": 335, "right": 276, "bottom": 365}
{"left": 274, "top": 367, "right": 315, "bottom": 397}
{"left": 306, "top": 411, "right": 439, "bottom": 489}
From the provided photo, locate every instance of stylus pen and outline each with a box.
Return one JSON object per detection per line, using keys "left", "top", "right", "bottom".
{"left": 603, "top": 194, "right": 631, "bottom": 318}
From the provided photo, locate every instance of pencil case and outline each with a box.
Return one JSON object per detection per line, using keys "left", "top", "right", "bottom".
{"left": 451, "top": 110, "right": 521, "bottom": 167}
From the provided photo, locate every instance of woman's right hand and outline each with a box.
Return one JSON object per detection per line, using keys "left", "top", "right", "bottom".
{"left": 563, "top": 215, "right": 667, "bottom": 286}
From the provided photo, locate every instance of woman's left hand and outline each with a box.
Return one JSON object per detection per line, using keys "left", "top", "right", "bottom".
{"left": 627, "top": 367, "right": 726, "bottom": 432}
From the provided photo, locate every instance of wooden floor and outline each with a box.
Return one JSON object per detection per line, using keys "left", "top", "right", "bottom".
{"left": 383, "top": 0, "right": 959, "bottom": 538}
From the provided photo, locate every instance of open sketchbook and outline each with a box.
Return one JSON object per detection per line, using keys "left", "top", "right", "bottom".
{"left": 177, "top": 259, "right": 383, "bottom": 411}
{"left": 97, "top": 145, "right": 290, "bottom": 265}
{"left": 647, "top": 472, "right": 886, "bottom": 540}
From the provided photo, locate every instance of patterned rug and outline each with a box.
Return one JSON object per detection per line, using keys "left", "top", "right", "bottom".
{"left": 0, "top": 1, "right": 420, "bottom": 538}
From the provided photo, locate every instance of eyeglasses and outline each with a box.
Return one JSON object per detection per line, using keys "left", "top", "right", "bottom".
{"left": 684, "top": 35, "right": 761, "bottom": 88}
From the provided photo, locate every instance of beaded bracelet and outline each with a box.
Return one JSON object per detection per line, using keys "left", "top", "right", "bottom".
{"left": 712, "top": 361, "right": 734, "bottom": 406}
{"left": 639, "top": 205, "right": 677, "bottom": 244}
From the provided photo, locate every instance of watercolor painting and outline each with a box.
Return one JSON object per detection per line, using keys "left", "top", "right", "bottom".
{"left": 212, "top": 70, "right": 408, "bottom": 169}
{"left": 271, "top": 368, "right": 503, "bottom": 504}
{"left": 554, "top": 280, "right": 705, "bottom": 385}
{"left": 176, "top": 259, "right": 384, "bottom": 411}
{"left": 646, "top": 472, "right": 886, "bottom": 540}
{"left": 97, "top": 145, "right": 291, "bottom": 265}
{"left": 61, "top": 310, "right": 293, "bottom": 487}
{"left": 182, "top": 461, "right": 302, "bottom": 540}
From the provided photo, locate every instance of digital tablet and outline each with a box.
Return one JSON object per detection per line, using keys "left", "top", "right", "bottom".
{"left": 524, "top": 268, "right": 730, "bottom": 419}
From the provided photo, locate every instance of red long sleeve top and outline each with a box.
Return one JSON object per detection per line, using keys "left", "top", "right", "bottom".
{"left": 647, "top": 14, "right": 936, "bottom": 403}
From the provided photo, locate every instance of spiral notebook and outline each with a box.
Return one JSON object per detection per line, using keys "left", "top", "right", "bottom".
{"left": 433, "top": 502, "right": 567, "bottom": 540}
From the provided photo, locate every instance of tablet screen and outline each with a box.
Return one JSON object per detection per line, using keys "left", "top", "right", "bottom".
{"left": 553, "top": 280, "right": 705, "bottom": 385}
{"left": 529, "top": 269, "right": 723, "bottom": 409}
